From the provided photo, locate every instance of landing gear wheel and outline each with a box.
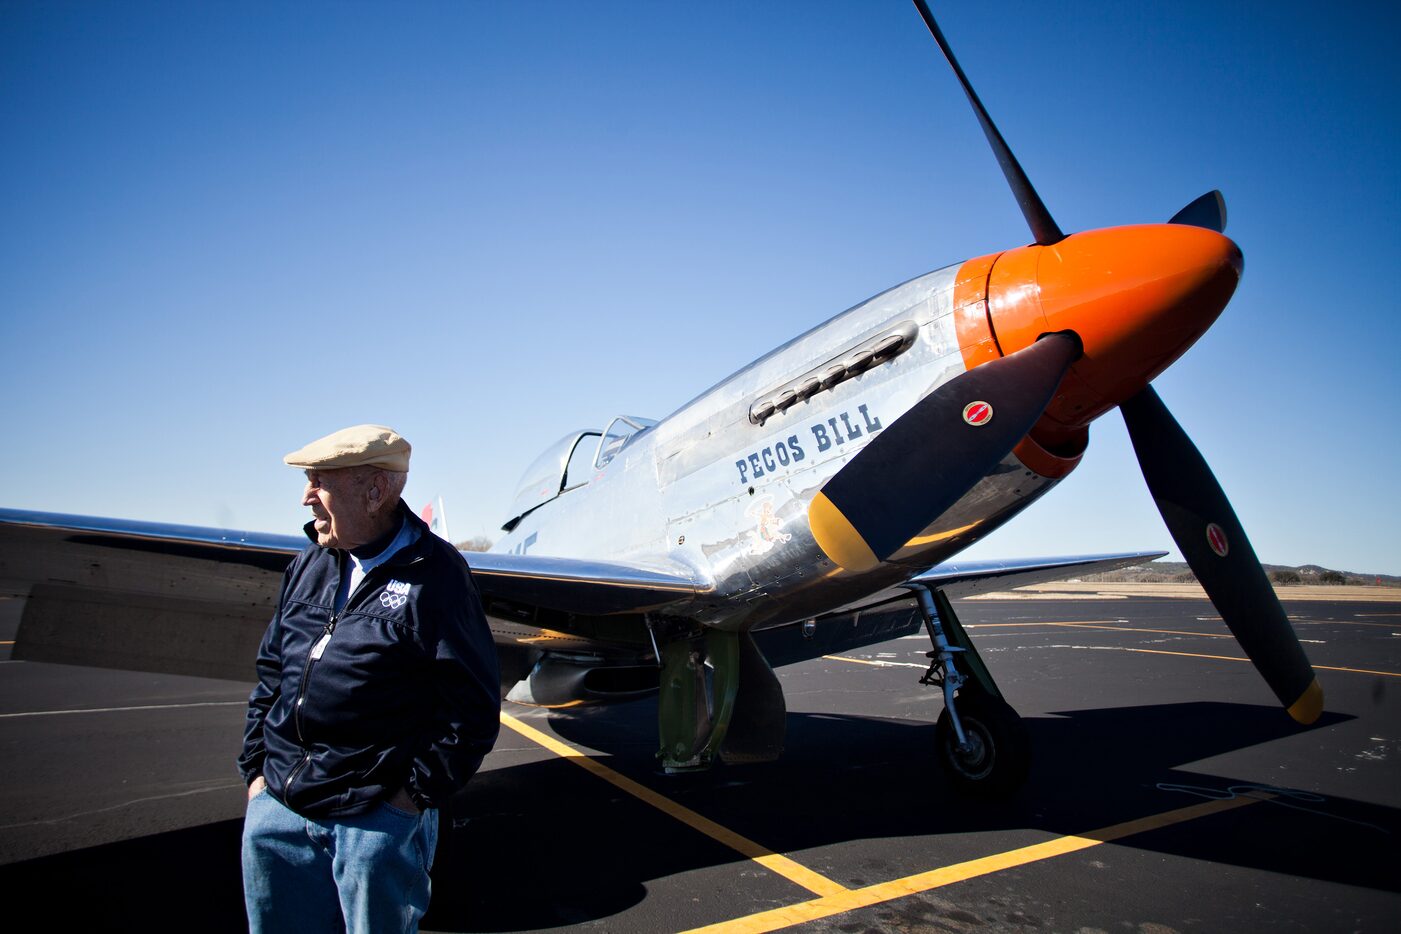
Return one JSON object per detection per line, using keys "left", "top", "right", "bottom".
{"left": 934, "top": 692, "right": 1029, "bottom": 797}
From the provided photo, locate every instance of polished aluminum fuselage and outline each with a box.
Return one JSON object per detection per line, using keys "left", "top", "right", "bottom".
{"left": 493, "top": 261, "right": 1064, "bottom": 632}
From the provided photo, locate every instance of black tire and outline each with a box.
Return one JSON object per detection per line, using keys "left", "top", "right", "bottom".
{"left": 934, "top": 691, "right": 1030, "bottom": 796}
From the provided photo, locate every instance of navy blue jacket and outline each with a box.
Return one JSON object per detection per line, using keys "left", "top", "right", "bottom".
{"left": 238, "top": 501, "right": 500, "bottom": 817}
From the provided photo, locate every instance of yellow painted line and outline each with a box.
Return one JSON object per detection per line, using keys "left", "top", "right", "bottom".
{"left": 835, "top": 634, "right": 1400, "bottom": 679}
{"left": 977, "top": 616, "right": 1400, "bottom": 629}
{"left": 962, "top": 620, "right": 1230, "bottom": 637}
{"left": 1311, "top": 664, "right": 1400, "bottom": 678}
{"left": 1120, "top": 647, "right": 1255, "bottom": 663}
{"left": 498, "top": 712, "right": 847, "bottom": 898}
{"left": 833, "top": 635, "right": 1401, "bottom": 679}
{"left": 965, "top": 620, "right": 1118, "bottom": 628}
{"left": 681, "top": 794, "right": 1266, "bottom": 934}
{"left": 823, "top": 655, "right": 924, "bottom": 669}
{"left": 1051, "top": 622, "right": 1230, "bottom": 639}
{"left": 1112, "top": 646, "right": 1401, "bottom": 678}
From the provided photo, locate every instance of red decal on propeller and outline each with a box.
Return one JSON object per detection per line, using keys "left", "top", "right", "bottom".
{"left": 1206, "top": 523, "right": 1229, "bottom": 557}
{"left": 962, "top": 401, "right": 993, "bottom": 426}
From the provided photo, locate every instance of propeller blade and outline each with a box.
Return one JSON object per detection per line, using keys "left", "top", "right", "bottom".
{"left": 811, "top": 333, "right": 1080, "bottom": 572}
{"left": 1168, "top": 190, "right": 1228, "bottom": 232}
{"left": 911, "top": 0, "right": 1064, "bottom": 245}
{"left": 1121, "top": 386, "right": 1322, "bottom": 724}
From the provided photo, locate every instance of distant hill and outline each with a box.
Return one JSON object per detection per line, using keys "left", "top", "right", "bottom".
{"left": 1084, "top": 559, "right": 1400, "bottom": 587}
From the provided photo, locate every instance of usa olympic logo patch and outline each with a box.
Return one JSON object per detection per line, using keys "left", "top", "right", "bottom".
{"left": 380, "top": 579, "right": 411, "bottom": 609}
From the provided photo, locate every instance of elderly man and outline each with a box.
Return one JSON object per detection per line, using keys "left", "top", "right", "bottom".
{"left": 238, "top": 424, "right": 500, "bottom": 934}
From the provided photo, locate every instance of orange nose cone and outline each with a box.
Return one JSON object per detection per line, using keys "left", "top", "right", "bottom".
{"left": 986, "top": 224, "right": 1243, "bottom": 426}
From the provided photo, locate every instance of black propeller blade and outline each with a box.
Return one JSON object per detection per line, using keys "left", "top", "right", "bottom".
{"left": 1121, "top": 386, "right": 1322, "bottom": 723}
{"left": 912, "top": 0, "right": 1064, "bottom": 245}
{"left": 910, "top": 3, "right": 1313, "bottom": 722}
{"left": 810, "top": 333, "right": 1081, "bottom": 572}
{"left": 1169, "top": 190, "right": 1228, "bottom": 232}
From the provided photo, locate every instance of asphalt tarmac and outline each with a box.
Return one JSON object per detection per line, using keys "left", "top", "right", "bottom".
{"left": 0, "top": 595, "right": 1397, "bottom": 932}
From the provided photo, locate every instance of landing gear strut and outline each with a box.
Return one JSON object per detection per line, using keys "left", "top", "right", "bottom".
{"left": 904, "top": 583, "right": 1029, "bottom": 795}
{"left": 652, "top": 624, "right": 786, "bottom": 772}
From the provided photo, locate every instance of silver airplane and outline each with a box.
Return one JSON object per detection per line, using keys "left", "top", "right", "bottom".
{"left": 0, "top": 3, "right": 1320, "bottom": 794}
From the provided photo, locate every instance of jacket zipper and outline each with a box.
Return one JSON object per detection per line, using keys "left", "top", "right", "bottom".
{"left": 286, "top": 611, "right": 337, "bottom": 793}
{"left": 296, "top": 614, "right": 338, "bottom": 742}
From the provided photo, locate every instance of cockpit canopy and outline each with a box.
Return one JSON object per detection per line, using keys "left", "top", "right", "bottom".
{"left": 502, "top": 416, "right": 656, "bottom": 531}
{"left": 593, "top": 415, "right": 656, "bottom": 471}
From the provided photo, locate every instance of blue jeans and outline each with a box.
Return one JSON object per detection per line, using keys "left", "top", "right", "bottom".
{"left": 242, "top": 789, "right": 438, "bottom": 934}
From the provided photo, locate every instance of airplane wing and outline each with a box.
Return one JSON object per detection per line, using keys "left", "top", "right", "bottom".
{"left": 752, "top": 551, "right": 1168, "bottom": 668}
{"left": 910, "top": 550, "right": 1169, "bottom": 597}
{"left": 0, "top": 508, "right": 708, "bottom": 681}
{"left": 796, "top": 550, "right": 1169, "bottom": 624}
{"left": 1, "top": 504, "right": 1156, "bottom": 681}
{"left": 464, "top": 551, "right": 708, "bottom": 615}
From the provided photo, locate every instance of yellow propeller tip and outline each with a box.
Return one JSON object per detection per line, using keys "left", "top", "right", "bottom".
{"left": 808, "top": 492, "right": 880, "bottom": 573}
{"left": 1286, "top": 678, "right": 1324, "bottom": 725}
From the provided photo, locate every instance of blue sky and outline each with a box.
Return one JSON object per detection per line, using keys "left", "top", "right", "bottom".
{"left": 3, "top": 1, "right": 1398, "bottom": 574}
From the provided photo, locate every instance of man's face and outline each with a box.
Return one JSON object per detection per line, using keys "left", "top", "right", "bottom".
{"left": 302, "top": 468, "right": 376, "bottom": 549}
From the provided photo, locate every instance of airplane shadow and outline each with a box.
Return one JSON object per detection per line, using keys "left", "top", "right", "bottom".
{"left": 0, "top": 819, "right": 248, "bottom": 931}
{"left": 429, "top": 699, "right": 1395, "bottom": 931}
{"left": 0, "top": 701, "right": 1393, "bottom": 933}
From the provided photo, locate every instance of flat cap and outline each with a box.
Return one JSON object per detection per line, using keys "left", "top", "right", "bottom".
{"left": 283, "top": 424, "right": 411, "bottom": 472}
